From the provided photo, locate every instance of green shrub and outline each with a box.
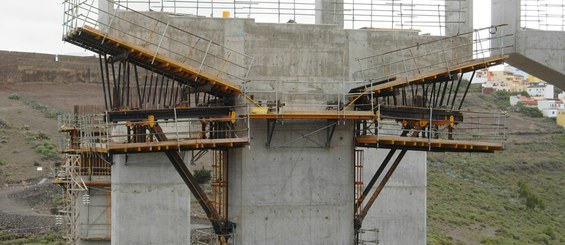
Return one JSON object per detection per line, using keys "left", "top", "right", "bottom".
{"left": 544, "top": 226, "right": 556, "bottom": 240}
{"left": 0, "top": 231, "right": 64, "bottom": 244}
{"left": 8, "top": 93, "right": 20, "bottom": 100}
{"left": 194, "top": 167, "right": 212, "bottom": 184}
{"left": 34, "top": 140, "right": 58, "bottom": 158}
{"left": 24, "top": 99, "right": 63, "bottom": 119}
{"left": 51, "top": 193, "right": 63, "bottom": 205}
{"left": 518, "top": 181, "right": 545, "bottom": 210}
{"left": 516, "top": 102, "right": 543, "bottom": 118}
{"left": 45, "top": 108, "right": 63, "bottom": 118}
{"left": 0, "top": 118, "right": 6, "bottom": 128}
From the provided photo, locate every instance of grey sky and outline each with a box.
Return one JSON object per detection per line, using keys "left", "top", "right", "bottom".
{"left": 0, "top": 0, "right": 88, "bottom": 55}
{"left": 0, "top": 0, "right": 491, "bottom": 56}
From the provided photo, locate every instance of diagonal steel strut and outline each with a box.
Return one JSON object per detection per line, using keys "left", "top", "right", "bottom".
{"left": 149, "top": 124, "right": 234, "bottom": 237}
{"left": 354, "top": 129, "right": 419, "bottom": 232}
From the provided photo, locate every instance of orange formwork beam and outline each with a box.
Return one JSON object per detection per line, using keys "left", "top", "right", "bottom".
{"left": 367, "top": 56, "right": 506, "bottom": 94}
{"left": 355, "top": 135, "right": 504, "bottom": 153}
{"left": 65, "top": 26, "right": 241, "bottom": 96}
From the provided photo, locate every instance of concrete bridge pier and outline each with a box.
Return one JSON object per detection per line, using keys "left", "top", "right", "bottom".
{"left": 111, "top": 153, "right": 190, "bottom": 245}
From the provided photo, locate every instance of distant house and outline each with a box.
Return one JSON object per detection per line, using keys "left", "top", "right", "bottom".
{"left": 482, "top": 87, "right": 494, "bottom": 94}
{"left": 537, "top": 100, "right": 564, "bottom": 118}
{"left": 537, "top": 100, "right": 564, "bottom": 111}
{"left": 557, "top": 111, "right": 565, "bottom": 128}
{"left": 481, "top": 65, "right": 532, "bottom": 93}
{"left": 527, "top": 83, "right": 554, "bottom": 99}
{"left": 542, "top": 109, "right": 560, "bottom": 118}
{"left": 510, "top": 95, "right": 538, "bottom": 107}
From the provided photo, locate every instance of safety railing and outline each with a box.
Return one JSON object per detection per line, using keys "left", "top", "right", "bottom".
{"left": 243, "top": 80, "right": 377, "bottom": 114}
{"left": 357, "top": 105, "right": 507, "bottom": 145}
{"left": 354, "top": 24, "right": 514, "bottom": 83}
{"left": 57, "top": 108, "right": 250, "bottom": 153}
{"left": 114, "top": 0, "right": 468, "bottom": 35}
{"left": 521, "top": 0, "right": 565, "bottom": 31}
{"left": 63, "top": 0, "right": 255, "bottom": 85}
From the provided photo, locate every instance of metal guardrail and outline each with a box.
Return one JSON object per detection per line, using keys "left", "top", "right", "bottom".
{"left": 243, "top": 80, "right": 377, "bottom": 113}
{"left": 521, "top": 0, "right": 565, "bottom": 31}
{"left": 358, "top": 105, "right": 507, "bottom": 144}
{"left": 354, "top": 24, "right": 513, "bottom": 83}
{"left": 114, "top": 0, "right": 468, "bottom": 34}
{"left": 63, "top": 0, "right": 255, "bottom": 85}
{"left": 57, "top": 109, "right": 250, "bottom": 153}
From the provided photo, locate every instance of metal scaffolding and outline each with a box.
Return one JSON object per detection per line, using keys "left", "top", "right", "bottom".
{"left": 114, "top": 0, "right": 468, "bottom": 34}
{"left": 56, "top": 154, "right": 88, "bottom": 244}
{"left": 521, "top": 0, "right": 565, "bottom": 31}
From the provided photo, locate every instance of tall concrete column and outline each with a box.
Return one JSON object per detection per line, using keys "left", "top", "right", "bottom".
{"left": 228, "top": 121, "right": 354, "bottom": 244}
{"left": 111, "top": 153, "right": 190, "bottom": 245}
{"left": 491, "top": 0, "right": 565, "bottom": 88}
{"left": 446, "top": 0, "right": 473, "bottom": 36}
{"left": 490, "top": 0, "right": 520, "bottom": 55}
{"left": 315, "top": 0, "right": 344, "bottom": 28}
{"left": 491, "top": 0, "right": 520, "bottom": 34}
{"left": 98, "top": 0, "right": 114, "bottom": 32}
{"left": 360, "top": 149, "right": 427, "bottom": 245}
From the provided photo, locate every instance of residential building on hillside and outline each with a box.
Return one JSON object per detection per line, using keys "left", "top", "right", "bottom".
{"left": 481, "top": 65, "right": 533, "bottom": 93}
{"left": 527, "top": 82, "right": 554, "bottom": 99}
{"left": 510, "top": 95, "right": 539, "bottom": 107}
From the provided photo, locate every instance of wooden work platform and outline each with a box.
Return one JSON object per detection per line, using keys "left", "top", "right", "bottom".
{"left": 248, "top": 111, "right": 376, "bottom": 120}
{"left": 54, "top": 179, "right": 111, "bottom": 187}
{"left": 70, "top": 137, "right": 250, "bottom": 153}
{"left": 64, "top": 26, "right": 241, "bottom": 96}
{"left": 355, "top": 135, "right": 504, "bottom": 153}
{"left": 367, "top": 56, "right": 506, "bottom": 94}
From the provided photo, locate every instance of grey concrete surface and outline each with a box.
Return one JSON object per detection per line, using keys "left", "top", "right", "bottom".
{"left": 229, "top": 120, "right": 354, "bottom": 245}
{"left": 360, "top": 149, "right": 427, "bottom": 245}
{"left": 491, "top": 0, "right": 565, "bottom": 89}
{"left": 446, "top": 0, "right": 473, "bottom": 36}
{"left": 102, "top": 6, "right": 475, "bottom": 244}
{"left": 111, "top": 153, "right": 190, "bottom": 245}
{"left": 315, "top": 0, "right": 344, "bottom": 28}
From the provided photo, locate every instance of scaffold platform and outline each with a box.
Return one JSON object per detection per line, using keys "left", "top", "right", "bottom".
{"left": 65, "top": 26, "right": 241, "bottom": 96}
{"left": 355, "top": 135, "right": 504, "bottom": 153}
{"left": 366, "top": 56, "right": 506, "bottom": 95}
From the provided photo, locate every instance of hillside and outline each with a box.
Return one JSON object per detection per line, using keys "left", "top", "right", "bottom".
{"left": 428, "top": 88, "right": 565, "bottom": 245}
{"left": 0, "top": 79, "right": 564, "bottom": 244}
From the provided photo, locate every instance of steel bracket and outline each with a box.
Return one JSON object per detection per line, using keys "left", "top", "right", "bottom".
{"left": 266, "top": 119, "right": 276, "bottom": 147}
{"left": 325, "top": 120, "right": 337, "bottom": 148}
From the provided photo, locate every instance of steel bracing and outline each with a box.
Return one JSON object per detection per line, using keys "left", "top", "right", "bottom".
{"left": 59, "top": 0, "right": 512, "bottom": 244}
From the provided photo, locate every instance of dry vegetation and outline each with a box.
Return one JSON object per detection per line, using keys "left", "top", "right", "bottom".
{"left": 428, "top": 88, "right": 565, "bottom": 245}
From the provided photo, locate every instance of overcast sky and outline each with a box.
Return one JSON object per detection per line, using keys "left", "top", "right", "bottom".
{"left": 0, "top": 0, "right": 491, "bottom": 56}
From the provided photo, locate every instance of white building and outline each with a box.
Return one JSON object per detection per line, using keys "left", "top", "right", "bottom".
{"left": 542, "top": 109, "right": 561, "bottom": 118}
{"left": 527, "top": 83, "right": 554, "bottom": 99}
{"left": 537, "top": 100, "right": 564, "bottom": 118}
{"left": 537, "top": 100, "right": 564, "bottom": 111}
